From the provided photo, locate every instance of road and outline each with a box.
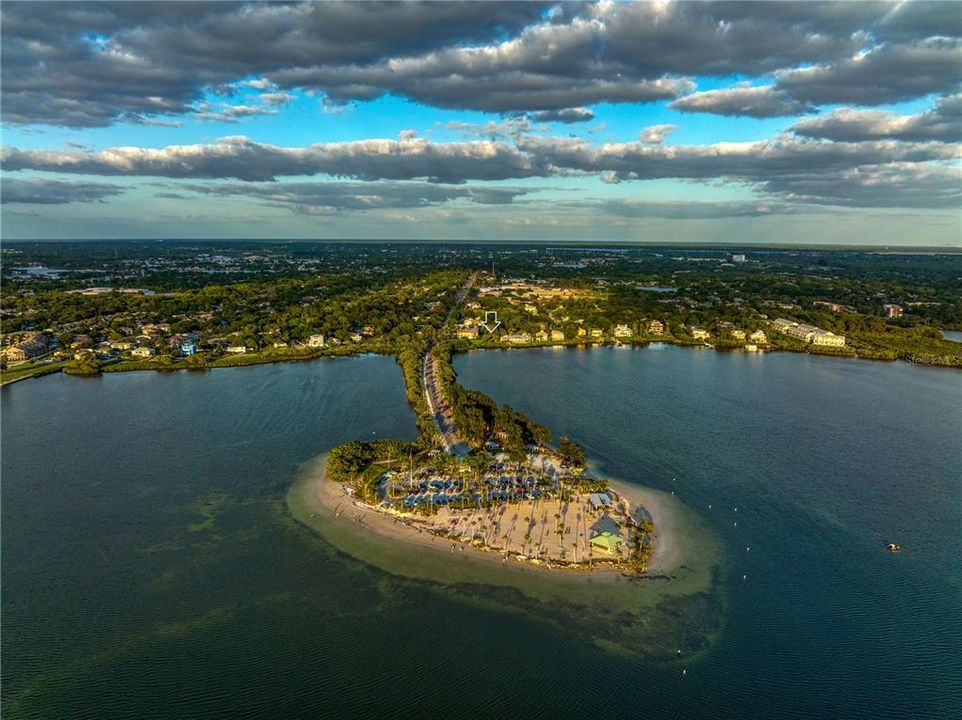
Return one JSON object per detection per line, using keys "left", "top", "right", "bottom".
{"left": 423, "top": 271, "right": 477, "bottom": 456}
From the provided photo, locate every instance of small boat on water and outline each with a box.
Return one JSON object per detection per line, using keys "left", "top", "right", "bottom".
{"left": 886, "top": 543, "right": 901, "bottom": 553}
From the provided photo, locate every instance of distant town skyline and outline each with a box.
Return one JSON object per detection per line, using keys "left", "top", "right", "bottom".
{"left": 1, "top": 1, "right": 960, "bottom": 245}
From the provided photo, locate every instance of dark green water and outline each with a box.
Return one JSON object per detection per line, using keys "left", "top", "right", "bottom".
{"left": 3, "top": 348, "right": 960, "bottom": 718}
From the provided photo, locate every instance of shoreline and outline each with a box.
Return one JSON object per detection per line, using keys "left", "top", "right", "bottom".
{"left": 6, "top": 336, "right": 958, "bottom": 389}
{"left": 314, "top": 457, "right": 678, "bottom": 578}
{"left": 286, "top": 451, "right": 726, "bottom": 661}
{"left": 288, "top": 453, "right": 722, "bottom": 603}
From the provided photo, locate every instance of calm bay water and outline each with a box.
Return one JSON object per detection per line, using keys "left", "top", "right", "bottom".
{"left": 3, "top": 348, "right": 960, "bottom": 718}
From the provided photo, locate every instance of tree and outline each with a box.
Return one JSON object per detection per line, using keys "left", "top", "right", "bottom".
{"left": 558, "top": 437, "right": 586, "bottom": 468}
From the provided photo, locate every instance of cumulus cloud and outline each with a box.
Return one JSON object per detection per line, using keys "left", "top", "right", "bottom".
{"left": 3, "top": 1, "right": 958, "bottom": 126}
{"left": 774, "top": 38, "right": 962, "bottom": 106}
{"left": 760, "top": 162, "right": 962, "bottom": 209}
{"left": 0, "top": 136, "right": 546, "bottom": 183}
{"left": 791, "top": 94, "right": 962, "bottom": 142}
{"left": 1, "top": 178, "right": 125, "bottom": 204}
{"left": 259, "top": 92, "right": 295, "bottom": 107}
{"left": 176, "top": 180, "right": 532, "bottom": 214}
{"left": 639, "top": 124, "right": 676, "bottom": 144}
{"left": 4, "top": 134, "right": 959, "bottom": 210}
{"left": 0, "top": 1, "right": 553, "bottom": 126}
{"left": 194, "top": 104, "right": 279, "bottom": 123}
{"left": 443, "top": 117, "right": 533, "bottom": 139}
{"left": 527, "top": 107, "right": 595, "bottom": 124}
{"left": 514, "top": 135, "right": 960, "bottom": 185}
{"left": 670, "top": 86, "right": 815, "bottom": 118}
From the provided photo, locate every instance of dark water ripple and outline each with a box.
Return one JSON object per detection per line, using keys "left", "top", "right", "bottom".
{"left": 2, "top": 349, "right": 960, "bottom": 719}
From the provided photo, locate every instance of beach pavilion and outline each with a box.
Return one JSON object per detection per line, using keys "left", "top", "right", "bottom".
{"left": 589, "top": 532, "right": 622, "bottom": 554}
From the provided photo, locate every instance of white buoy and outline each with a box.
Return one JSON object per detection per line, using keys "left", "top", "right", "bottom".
{"left": 746, "top": 546, "right": 751, "bottom": 553}
{"left": 682, "top": 669, "right": 687, "bottom": 677}
{"left": 733, "top": 521, "right": 737, "bottom": 527}
{"left": 742, "top": 574, "right": 747, "bottom": 582}
{"left": 708, "top": 504, "right": 712, "bottom": 510}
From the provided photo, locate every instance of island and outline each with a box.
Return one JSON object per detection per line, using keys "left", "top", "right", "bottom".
{"left": 320, "top": 445, "right": 658, "bottom": 574}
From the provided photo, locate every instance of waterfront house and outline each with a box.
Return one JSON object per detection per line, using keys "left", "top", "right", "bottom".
{"left": 750, "top": 330, "right": 768, "bottom": 344}
{"left": 690, "top": 327, "right": 710, "bottom": 340}
{"left": 2, "top": 346, "right": 28, "bottom": 362}
{"left": 349, "top": 332, "right": 364, "bottom": 343}
{"left": 535, "top": 329, "right": 549, "bottom": 342}
{"left": 786, "top": 323, "right": 818, "bottom": 342}
{"left": 550, "top": 329, "right": 565, "bottom": 342}
{"left": 504, "top": 333, "right": 532, "bottom": 345}
{"left": 589, "top": 328, "right": 604, "bottom": 339}
{"left": 731, "top": 329, "right": 746, "bottom": 341}
{"left": 613, "top": 324, "right": 632, "bottom": 338}
{"left": 577, "top": 327, "right": 587, "bottom": 338}
{"left": 811, "top": 331, "right": 846, "bottom": 347}
{"left": 225, "top": 345, "right": 248, "bottom": 354}
{"left": 131, "top": 347, "right": 154, "bottom": 358}
{"left": 2, "top": 334, "right": 48, "bottom": 362}
{"left": 770, "top": 318, "right": 796, "bottom": 334}
{"left": 456, "top": 325, "right": 480, "bottom": 340}
{"left": 180, "top": 339, "right": 198, "bottom": 356}
{"left": 647, "top": 319, "right": 665, "bottom": 335}
{"left": 307, "top": 334, "right": 325, "bottom": 348}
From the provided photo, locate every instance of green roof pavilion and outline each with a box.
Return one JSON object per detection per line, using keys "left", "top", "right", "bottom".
{"left": 589, "top": 532, "right": 622, "bottom": 554}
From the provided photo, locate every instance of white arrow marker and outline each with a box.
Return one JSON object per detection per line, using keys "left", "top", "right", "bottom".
{"left": 481, "top": 310, "right": 501, "bottom": 333}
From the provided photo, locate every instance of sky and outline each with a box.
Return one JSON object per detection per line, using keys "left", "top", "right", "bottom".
{"left": 1, "top": 0, "right": 960, "bottom": 246}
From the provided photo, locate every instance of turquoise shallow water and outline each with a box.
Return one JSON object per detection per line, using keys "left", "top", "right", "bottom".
{"left": 3, "top": 348, "right": 961, "bottom": 718}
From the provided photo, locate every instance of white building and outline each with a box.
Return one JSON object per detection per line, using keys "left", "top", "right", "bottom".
{"left": 307, "top": 334, "right": 325, "bottom": 348}
{"left": 811, "top": 331, "right": 846, "bottom": 347}
{"left": 786, "top": 323, "right": 818, "bottom": 342}
{"left": 771, "top": 318, "right": 796, "bottom": 334}
{"left": 613, "top": 324, "right": 633, "bottom": 338}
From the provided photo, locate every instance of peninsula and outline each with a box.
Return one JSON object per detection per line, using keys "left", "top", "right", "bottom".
{"left": 314, "top": 272, "right": 659, "bottom": 576}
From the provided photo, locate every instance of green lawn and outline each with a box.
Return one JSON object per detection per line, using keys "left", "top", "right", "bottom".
{"left": 1, "top": 361, "right": 65, "bottom": 385}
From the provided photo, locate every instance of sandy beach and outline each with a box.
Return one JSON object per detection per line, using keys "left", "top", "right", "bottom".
{"left": 311, "top": 455, "right": 682, "bottom": 577}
